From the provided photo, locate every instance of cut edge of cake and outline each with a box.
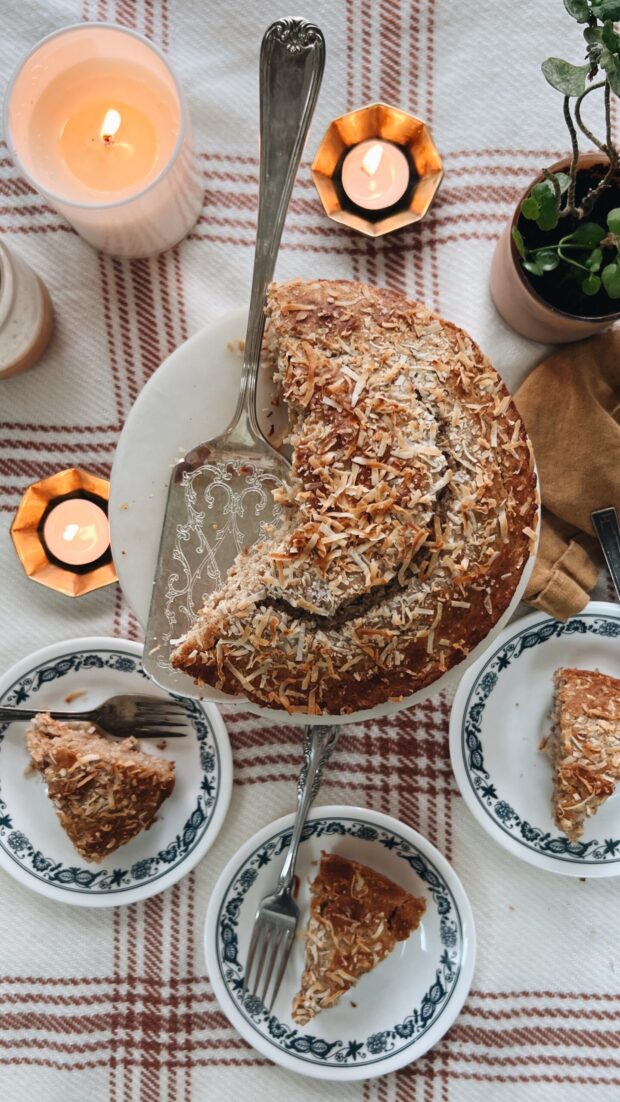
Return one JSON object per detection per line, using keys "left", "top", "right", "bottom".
{"left": 291, "top": 851, "right": 426, "bottom": 1026}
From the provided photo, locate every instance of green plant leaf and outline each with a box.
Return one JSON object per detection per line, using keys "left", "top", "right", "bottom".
{"left": 586, "top": 247, "right": 604, "bottom": 270}
{"left": 537, "top": 249, "right": 560, "bottom": 271}
{"left": 602, "top": 260, "right": 620, "bottom": 296}
{"left": 521, "top": 196, "right": 540, "bottom": 220}
{"left": 607, "top": 208, "right": 620, "bottom": 234}
{"left": 511, "top": 227, "right": 526, "bottom": 257}
{"left": 584, "top": 26, "right": 603, "bottom": 44}
{"left": 564, "top": 0, "right": 590, "bottom": 18}
{"left": 523, "top": 258, "right": 545, "bottom": 277}
{"left": 553, "top": 172, "right": 571, "bottom": 195}
{"left": 591, "top": 0, "right": 620, "bottom": 20}
{"left": 541, "top": 57, "right": 589, "bottom": 95}
{"left": 582, "top": 273, "right": 602, "bottom": 295}
{"left": 566, "top": 221, "right": 606, "bottom": 245}
{"left": 537, "top": 197, "right": 560, "bottom": 231}
{"left": 602, "top": 21, "right": 620, "bottom": 50}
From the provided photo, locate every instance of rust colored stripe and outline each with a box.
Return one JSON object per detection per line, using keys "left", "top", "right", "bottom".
{"left": 380, "top": 0, "right": 402, "bottom": 105}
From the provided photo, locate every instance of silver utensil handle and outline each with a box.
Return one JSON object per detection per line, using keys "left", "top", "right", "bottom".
{"left": 592, "top": 507, "right": 620, "bottom": 601}
{"left": 0, "top": 707, "right": 90, "bottom": 723}
{"left": 229, "top": 18, "right": 325, "bottom": 442}
{"left": 277, "top": 724, "right": 340, "bottom": 893}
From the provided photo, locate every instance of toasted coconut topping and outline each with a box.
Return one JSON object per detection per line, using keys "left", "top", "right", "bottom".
{"left": 291, "top": 852, "right": 426, "bottom": 1025}
{"left": 545, "top": 668, "right": 620, "bottom": 842}
{"left": 26, "top": 713, "right": 175, "bottom": 863}
{"left": 171, "top": 279, "right": 538, "bottom": 716}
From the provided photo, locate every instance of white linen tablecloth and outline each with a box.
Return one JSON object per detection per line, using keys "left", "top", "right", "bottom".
{"left": 0, "top": 1, "right": 618, "bottom": 1099}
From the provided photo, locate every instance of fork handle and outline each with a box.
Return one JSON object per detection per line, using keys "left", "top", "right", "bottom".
{"left": 277, "top": 724, "right": 340, "bottom": 893}
{"left": 0, "top": 706, "right": 94, "bottom": 723}
{"left": 592, "top": 507, "right": 620, "bottom": 602}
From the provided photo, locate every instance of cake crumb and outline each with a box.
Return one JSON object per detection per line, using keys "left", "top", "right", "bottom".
{"left": 64, "top": 690, "right": 87, "bottom": 704}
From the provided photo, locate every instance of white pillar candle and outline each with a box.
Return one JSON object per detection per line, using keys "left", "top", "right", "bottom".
{"left": 4, "top": 23, "right": 203, "bottom": 258}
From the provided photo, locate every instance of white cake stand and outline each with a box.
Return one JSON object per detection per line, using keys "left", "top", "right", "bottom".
{"left": 110, "top": 307, "right": 538, "bottom": 728}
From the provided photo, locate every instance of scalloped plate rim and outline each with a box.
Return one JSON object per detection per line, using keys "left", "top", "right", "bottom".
{"left": 0, "top": 636, "right": 233, "bottom": 907}
{"left": 204, "top": 804, "right": 476, "bottom": 1081}
{"left": 449, "top": 601, "right": 620, "bottom": 878}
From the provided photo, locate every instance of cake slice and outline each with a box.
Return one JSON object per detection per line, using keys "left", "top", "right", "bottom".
{"left": 26, "top": 713, "right": 175, "bottom": 862}
{"left": 291, "top": 851, "right": 426, "bottom": 1025}
{"left": 546, "top": 668, "right": 620, "bottom": 841}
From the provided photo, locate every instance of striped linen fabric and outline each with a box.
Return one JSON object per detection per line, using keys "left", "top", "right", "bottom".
{"left": 1, "top": 1, "right": 619, "bottom": 1100}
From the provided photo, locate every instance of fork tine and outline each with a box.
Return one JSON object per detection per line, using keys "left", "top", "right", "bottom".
{"left": 243, "top": 921, "right": 262, "bottom": 997}
{"left": 259, "top": 927, "right": 284, "bottom": 1006}
{"left": 249, "top": 925, "right": 271, "bottom": 999}
{"left": 136, "top": 705, "right": 188, "bottom": 719}
{"left": 132, "top": 726, "right": 188, "bottom": 738}
{"left": 267, "top": 930, "right": 294, "bottom": 1013}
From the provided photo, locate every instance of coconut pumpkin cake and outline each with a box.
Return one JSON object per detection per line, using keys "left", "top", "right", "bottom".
{"left": 26, "top": 713, "right": 175, "bottom": 862}
{"left": 171, "top": 279, "right": 537, "bottom": 715}
{"left": 545, "top": 667, "right": 620, "bottom": 841}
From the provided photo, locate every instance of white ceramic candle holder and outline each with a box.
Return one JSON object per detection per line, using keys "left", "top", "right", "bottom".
{"left": 0, "top": 241, "right": 53, "bottom": 380}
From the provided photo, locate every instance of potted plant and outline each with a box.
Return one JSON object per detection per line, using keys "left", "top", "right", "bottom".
{"left": 490, "top": 0, "right": 620, "bottom": 343}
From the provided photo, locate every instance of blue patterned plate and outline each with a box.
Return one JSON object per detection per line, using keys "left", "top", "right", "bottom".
{"left": 450, "top": 601, "right": 620, "bottom": 877}
{"left": 0, "top": 637, "right": 232, "bottom": 906}
{"left": 204, "top": 806, "right": 475, "bottom": 1081}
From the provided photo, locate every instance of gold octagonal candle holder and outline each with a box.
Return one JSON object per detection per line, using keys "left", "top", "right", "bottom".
{"left": 11, "top": 467, "right": 117, "bottom": 597}
{"left": 311, "top": 102, "right": 444, "bottom": 238}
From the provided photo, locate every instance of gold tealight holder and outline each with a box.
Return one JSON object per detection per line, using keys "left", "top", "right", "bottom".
{"left": 311, "top": 102, "right": 444, "bottom": 238}
{"left": 11, "top": 467, "right": 117, "bottom": 597}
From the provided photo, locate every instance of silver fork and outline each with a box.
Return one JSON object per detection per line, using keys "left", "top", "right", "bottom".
{"left": 0, "top": 694, "right": 190, "bottom": 738}
{"left": 243, "top": 724, "right": 340, "bottom": 1013}
{"left": 592, "top": 506, "right": 620, "bottom": 602}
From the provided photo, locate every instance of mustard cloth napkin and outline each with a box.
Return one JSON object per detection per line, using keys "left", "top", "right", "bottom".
{"left": 515, "top": 330, "right": 620, "bottom": 620}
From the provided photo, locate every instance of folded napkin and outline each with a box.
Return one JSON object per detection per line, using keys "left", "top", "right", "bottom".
{"left": 515, "top": 330, "right": 620, "bottom": 621}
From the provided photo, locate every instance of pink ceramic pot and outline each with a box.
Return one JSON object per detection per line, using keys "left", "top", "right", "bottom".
{"left": 490, "top": 155, "right": 620, "bottom": 344}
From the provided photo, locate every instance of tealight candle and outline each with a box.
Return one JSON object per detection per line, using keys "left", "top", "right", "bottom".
{"left": 4, "top": 23, "right": 203, "bottom": 258}
{"left": 341, "top": 139, "right": 410, "bottom": 211}
{"left": 43, "top": 498, "right": 110, "bottom": 567}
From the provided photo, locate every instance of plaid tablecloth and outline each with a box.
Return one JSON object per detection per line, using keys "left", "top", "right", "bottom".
{"left": 1, "top": 1, "right": 619, "bottom": 1099}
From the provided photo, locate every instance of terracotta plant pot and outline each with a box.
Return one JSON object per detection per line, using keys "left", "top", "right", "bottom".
{"left": 490, "top": 154, "right": 620, "bottom": 343}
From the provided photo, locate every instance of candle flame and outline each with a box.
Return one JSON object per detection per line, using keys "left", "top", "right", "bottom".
{"left": 100, "top": 108, "right": 122, "bottom": 143}
{"left": 361, "top": 142, "right": 384, "bottom": 177}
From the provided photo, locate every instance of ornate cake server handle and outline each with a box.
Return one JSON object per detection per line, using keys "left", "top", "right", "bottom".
{"left": 226, "top": 17, "right": 326, "bottom": 449}
{"left": 276, "top": 724, "right": 341, "bottom": 893}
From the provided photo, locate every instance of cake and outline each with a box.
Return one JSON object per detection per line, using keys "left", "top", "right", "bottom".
{"left": 172, "top": 279, "right": 538, "bottom": 715}
{"left": 545, "top": 668, "right": 620, "bottom": 841}
{"left": 26, "top": 713, "right": 175, "bottom": 862}
{"left": 291, "top": 851, "right": 426, "bottom": 1025}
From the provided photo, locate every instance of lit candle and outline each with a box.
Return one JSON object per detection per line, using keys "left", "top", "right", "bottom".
{"left": 4, "top": 24, "right": 203, "bottom": 258}
{"left": 43, "top": 499, "right": 110, "bottom": 567}
{"left": 341, "top": 139, "right": 410, "bottom": 211}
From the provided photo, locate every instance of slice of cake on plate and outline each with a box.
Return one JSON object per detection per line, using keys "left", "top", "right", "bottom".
{"left": 545, "top": 668, "right": 620, "bottom": 841}
{"left": 291, "top": 851, "right": 426, "bottom": 1025}
{"left": 26, "top": 713, "right": 175, "bottom": 863}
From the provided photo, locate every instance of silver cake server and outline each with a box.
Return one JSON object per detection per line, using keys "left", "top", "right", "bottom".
{"left": 143, "top": 19, "right": 325, "bottom": 696}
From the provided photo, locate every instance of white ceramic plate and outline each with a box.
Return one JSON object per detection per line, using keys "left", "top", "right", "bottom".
{"left": 204, "top": 805, "right": 475, "bottom": 1081}
{"left": 0, "top": 637, "right": 232, "bottom": 906}
{"left": 449, "top": 601, "right": 620, "bottom": 877}
{"left": 110, "top": 307, "right": 538, "bottom": 727}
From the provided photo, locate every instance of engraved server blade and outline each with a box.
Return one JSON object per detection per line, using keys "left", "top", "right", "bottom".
{"left": 142, "top": 20, "right": 325, "bottom": 697}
